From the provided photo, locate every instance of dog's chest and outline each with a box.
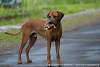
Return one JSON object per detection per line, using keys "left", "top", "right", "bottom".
{"left": 51, "top": 33, "right": 57, "bottom": 41}
{"left": 50, "top": 29, "right": 61, "bottom": 41}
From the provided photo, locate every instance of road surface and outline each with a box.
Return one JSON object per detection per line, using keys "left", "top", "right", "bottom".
{"left": 0, "top": 22, "right": 100, "bottom": 67}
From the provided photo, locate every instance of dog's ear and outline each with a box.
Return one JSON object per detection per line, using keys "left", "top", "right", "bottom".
{"left": 47, "top": 11, "right": 50, "bottom": 18}
{"left": 57, "top": 11, "right": 64, "bottom": 20}
{"left": 61, "top": 12, "right": 64, "bottom": 19}
{"left": 60, "top": 12, "right": 64, "bottom": 20}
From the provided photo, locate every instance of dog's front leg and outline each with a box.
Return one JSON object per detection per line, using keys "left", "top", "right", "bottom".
{"left": 47, "top": 40, "right": 52, "bottom": 65}
{"left": 55, "top": 40, "right": 62, "bottom": 64}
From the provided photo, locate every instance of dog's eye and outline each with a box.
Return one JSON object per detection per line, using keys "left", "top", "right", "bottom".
{"left": 53, "top": 16, "right": 57, "bottom": 18}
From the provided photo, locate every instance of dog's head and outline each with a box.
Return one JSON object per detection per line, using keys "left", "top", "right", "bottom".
{"left": 47, "top": 10, "right": 64, "bottom": 25}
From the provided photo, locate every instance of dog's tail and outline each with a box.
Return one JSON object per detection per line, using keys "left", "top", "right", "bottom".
{"left": 5, "top": 31, "right": 21, "bottom": 36}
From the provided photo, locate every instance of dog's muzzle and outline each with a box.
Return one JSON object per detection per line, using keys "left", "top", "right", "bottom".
{"left": 43, "top": 21, "right": 56, "bottom": 31}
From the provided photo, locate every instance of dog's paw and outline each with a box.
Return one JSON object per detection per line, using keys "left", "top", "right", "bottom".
{"left": 17, "top": 61, "right": 22, "bottom": 64}
{"left": 26, "top": 60, "right": 32, "bottom": 64}
{"left": 47, "top": 64, "right": 52, "bottom": 67}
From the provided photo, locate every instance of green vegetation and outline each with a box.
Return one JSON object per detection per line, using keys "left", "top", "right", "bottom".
{"left": 0, "top": 30, "right": 21, "bottom": 41}
{"left": 0, "top": 29, "right": 21, "bottom": 49}
{"left": 0, "top": 0, "right": 100, "bottom": 26}
{"left": 62, "top": 10, "right": 100, "bottom": 31}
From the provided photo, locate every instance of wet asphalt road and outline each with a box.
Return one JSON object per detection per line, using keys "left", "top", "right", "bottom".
{"left": 0, "top": 23, "right": 100, "bottom": 67}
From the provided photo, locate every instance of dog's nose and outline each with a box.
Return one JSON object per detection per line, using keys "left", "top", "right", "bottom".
{"left": 48, "top": 21, "right": 53, "bottom": 24}
{"left": 48, "top": 19, "right": 53, "bottom": 24}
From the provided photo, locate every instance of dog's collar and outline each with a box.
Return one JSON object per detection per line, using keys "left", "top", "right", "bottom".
{"left": 43, "top": 22, "right": 56, "bottom": 31}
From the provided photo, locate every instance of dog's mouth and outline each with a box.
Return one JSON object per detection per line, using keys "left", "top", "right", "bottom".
{"left": 48, "top": 20, "right": 57, "bottom": 25}
{"left": 43, "top": 20, "right": 56, "bottom": 31}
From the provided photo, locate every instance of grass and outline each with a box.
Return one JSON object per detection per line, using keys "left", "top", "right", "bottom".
{"left": 0, "top": 0, "right": 100, "bottom": 26}
{"left": 0, "top": 30, "right": 21, "bottom": 41}
{"left": 62, "top": 9, "right": 100, "bottom": 31}
{"left": 0, "top": 29, "right": 21, "bottom": 50}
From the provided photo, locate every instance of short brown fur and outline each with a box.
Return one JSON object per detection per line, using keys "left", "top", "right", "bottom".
{"left": 5, "top": 10, "right": 64, "bottom": 65}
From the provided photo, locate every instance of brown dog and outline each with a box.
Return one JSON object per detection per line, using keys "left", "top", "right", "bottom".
{"left": 5, "top": 10, "right": 64, "bottom": 65}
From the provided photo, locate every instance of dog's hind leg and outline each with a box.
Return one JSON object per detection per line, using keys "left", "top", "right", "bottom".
{"left": 25, "top": 33, "right": 37, "bottom": 64}
{"left": 18, "top": 33, "right": 29, "bottom": 64}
